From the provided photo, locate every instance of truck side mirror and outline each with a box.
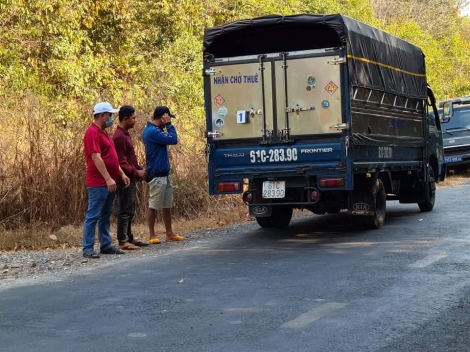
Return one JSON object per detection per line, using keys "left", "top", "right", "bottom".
{"left": 442, "top": 101, "right": 453, "bottom": 122}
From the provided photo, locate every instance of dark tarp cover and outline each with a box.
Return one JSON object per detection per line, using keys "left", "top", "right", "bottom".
{"left": 203, "top": 14, "right": 427, "bottom": 99}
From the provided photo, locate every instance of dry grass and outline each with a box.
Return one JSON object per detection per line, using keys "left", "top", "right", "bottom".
{"left": 437, "top": 172, "right": 470, "bottom": 188}
{"left": 0, "top": 224, "right": 83, "bottom": 252}
{"left": 0, "top": 203, "right": 252, "bottom": 252}
{"left": 0, "top": 95, "right": 251, "bottom": 252}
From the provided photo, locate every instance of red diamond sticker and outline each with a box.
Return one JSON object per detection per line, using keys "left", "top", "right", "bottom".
{"left": 213, "top": 94, "right": 225, "bottom": 107}
{"left": 324, "top": 81, "right": 338, "bottom": 95}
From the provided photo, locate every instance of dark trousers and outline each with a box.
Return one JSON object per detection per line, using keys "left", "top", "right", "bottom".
{"left": 116, "top": 182, "right": 136, "bottom": 244}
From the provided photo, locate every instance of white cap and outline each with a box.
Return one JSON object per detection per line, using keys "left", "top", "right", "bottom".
{"left": 93, "top": 102, "right": 119, "bottom": 114}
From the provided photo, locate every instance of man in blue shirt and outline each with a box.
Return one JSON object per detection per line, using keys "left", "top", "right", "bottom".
{"left": 142, "top": 106, "right": 186, "bottom": 244}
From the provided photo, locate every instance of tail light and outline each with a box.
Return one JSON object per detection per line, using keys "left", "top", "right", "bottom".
{"left": 217, "top": 182, "right": 241, "bottom": 193}
{"left": 310, "top": 189, "right": 320, "bottom": 202}
{"left": 319, "top": 177, "right": 345, "bottom": 188}
{"left": 243, "top": 192, "right": 253, "bottom": 204}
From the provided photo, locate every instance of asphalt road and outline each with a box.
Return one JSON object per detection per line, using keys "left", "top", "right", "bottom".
{"left": 2, "top": 182, "right": 470, "bottom": 351}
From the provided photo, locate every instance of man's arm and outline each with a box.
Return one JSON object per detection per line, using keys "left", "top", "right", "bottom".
{"left": 145, "top": 122, "right": 178, "bottom": 145}
{"left": 113, "top": 136, "right": 139, "bottom": 177}
{"left": 165, "top": 123, "right": 178, "bottom": 144}
{"left": 91, "top": 153, "right": 117, "bottom": 192}
{"left": 162, "top": 114, "right": 178, "bottom": 144}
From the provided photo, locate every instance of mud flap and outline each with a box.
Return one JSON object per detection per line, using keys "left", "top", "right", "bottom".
{"left": 347, "top": 191, "right": 375, "bottom": 216}
{"left": 249, "top": 205, "right": 272, "bottom": 217}
{"left": 399, "top": 172, "right": 426, "bottom": 204}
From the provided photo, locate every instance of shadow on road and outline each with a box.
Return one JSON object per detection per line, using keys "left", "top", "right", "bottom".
{"left": 218, "top": 206, "right": 426, "bottom": 253}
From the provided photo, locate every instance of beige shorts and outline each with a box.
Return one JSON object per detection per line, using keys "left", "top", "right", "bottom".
{"left": 148, "top": 176, "right": 173, "bottom": 210}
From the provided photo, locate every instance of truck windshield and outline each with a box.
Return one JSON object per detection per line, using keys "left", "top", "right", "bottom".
{"left": 440, "top": 107, "right": 470, "bottom": 130}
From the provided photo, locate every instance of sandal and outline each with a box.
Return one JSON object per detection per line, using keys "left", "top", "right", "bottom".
{"left": 119, "top": 242, "right": 140, "bottom": 250}
{"left": 130, "top": 239, "right": 149, "bottom": 247}
{"left": 166, "top": 235, "right": 186, "bottom": 242}
{"left": 149, "top": 238, "right": 161, "bottom": 244}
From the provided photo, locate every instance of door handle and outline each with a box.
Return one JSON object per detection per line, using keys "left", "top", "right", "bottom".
{"left": 285, "top": 104, "right": 315, "bottom": 115}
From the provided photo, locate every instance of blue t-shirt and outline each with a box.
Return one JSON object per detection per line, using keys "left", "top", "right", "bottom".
{"left": 142, "top": 121, "right": 178, "bottom": 175}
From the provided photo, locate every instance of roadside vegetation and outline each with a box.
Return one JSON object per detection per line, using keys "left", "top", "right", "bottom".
{"left": 1, "top": 0, "right": 470, "bottom": 251}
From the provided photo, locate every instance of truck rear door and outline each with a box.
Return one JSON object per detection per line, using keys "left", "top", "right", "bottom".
{"left": 206, "top": 50, "right": 344, "bottom": 141}
{"left": 274, "top": 54, "right": 343, "bottom": 137}
{"left": 207, "top": 60, "right": 274, "bottom": 140}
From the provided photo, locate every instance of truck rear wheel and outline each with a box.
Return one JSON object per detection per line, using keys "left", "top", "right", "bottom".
{"left": 365, "top": 179, "right": 386, "bottom": 229}
{"left": 418, "top": 166, "right": 436, "bottom": 212}
{"left": 255, "top": 206, "right": 293, "bottom": 229}
{"left": 255, "top": 216, "right": 273, "bottom": 228}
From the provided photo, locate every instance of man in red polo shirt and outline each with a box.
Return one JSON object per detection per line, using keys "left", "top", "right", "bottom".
{"left": 113, "top": 105, "right": 148, "bottom": 250}
{"left": 82, "top": 102, "right": 130, "bottom": 258}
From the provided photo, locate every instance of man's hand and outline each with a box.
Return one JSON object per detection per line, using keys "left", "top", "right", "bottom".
{"left": 136, "top": 170, "right": 147, "bottom": 180}
{"left": 106, "top": 178, "right": 117, "bottom": 193}
{"left": 118, "top": 167, "right": 130, "bottom": 188}
{"left": 122, "top": 174, "right": 130, "bottom": 188}
{"left": 161, "top": 114, "right": 171, "bottom": 125}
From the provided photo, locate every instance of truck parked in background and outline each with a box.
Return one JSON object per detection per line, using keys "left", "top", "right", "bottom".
{"left": 203, "top": 14, "right": 450, "bottom": 229}
{"left": 439, "top": 97, "right": 470, "bottom": 173}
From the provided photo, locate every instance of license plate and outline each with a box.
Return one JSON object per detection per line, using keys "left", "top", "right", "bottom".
{"left": 262, "top": 181, "right": 285, "bottom": 198}
{"left": 444, "top": 156, "right": 463, "bottom": 163}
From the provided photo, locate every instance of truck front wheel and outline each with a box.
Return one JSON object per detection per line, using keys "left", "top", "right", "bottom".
{"left": 418, "top": 166, "right": 436, "bottom": 212}
{"left": 255, "top": 206, "right": 293, "bottom": 229}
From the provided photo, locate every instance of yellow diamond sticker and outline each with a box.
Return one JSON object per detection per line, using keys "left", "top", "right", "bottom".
{"left": 324, "top": 81, "right": 338, "bottom": 95}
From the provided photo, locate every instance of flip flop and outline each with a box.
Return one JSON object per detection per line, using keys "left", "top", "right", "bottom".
{"left": 166, "top": 235, "right": 186, "bottom": 242}
{"left": 131, "top": 240, "right": 149, "bottom": 247}
{"left": 149, "top": 238, "right": 161, "bottom": 244}
{"left": 118, "top": 242, "right": 140, "bottom": 250}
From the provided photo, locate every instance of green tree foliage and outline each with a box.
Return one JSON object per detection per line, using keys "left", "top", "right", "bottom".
{"left": 370, "top": 0, "right": 470, "bottom": 98}
{"left": 2, "top": 0, "right": 469, "bottom": 104}
{"left": 301, "top": 0, "right": 376, "bottom": 23}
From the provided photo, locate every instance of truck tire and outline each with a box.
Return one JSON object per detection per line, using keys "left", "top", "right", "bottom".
{"left": 271, "top": 206, "right": 293, "bottom": 228}
{"left": 365, "top": 179, "right": 386, "bottom": 229}
{"left": 418, "top": 166, "right": 436, "bottom": 212}
{"left": 255, "top": 206, "right": 293, "bottom": 229}
{"left": 255, "top": 216, "right": 273, "bottom": 228}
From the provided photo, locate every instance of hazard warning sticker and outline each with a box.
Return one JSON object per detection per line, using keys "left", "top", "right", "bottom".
{"left": 324, "top": 81, "right": 338, "bottom": 95}
{"left": 213, "top": 94, "right": 225, "bottom": 107}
